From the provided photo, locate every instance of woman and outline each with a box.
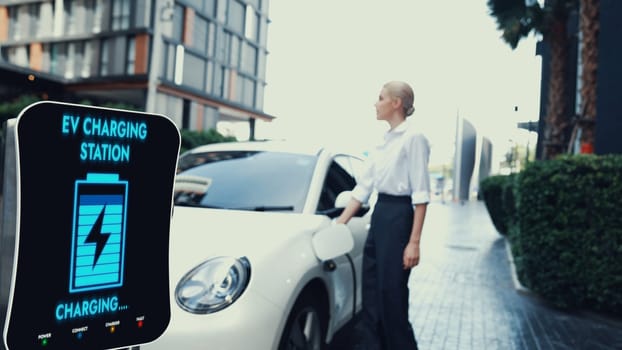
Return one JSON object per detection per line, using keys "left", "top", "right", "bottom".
{"left": 337, "top": 81, "right": 430, "bottom": 349}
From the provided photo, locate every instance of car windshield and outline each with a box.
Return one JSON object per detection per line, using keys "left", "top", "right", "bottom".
{"left": 174, "top": 150, "right": 317, "bottom": 213}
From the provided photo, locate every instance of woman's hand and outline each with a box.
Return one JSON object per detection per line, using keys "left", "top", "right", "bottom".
{"left": 403, "top": 242, "right": 420, "bottom": 269}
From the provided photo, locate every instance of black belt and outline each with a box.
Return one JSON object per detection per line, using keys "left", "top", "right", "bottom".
{"left": 377, "top": 193, "right": 411, "bottom": 204}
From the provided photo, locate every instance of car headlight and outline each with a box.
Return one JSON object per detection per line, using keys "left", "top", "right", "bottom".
{"left": 175, "top": 256, "right": 251, "bottom": 314}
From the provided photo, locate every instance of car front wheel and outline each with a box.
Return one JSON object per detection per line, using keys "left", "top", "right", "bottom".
{"left": 278, "top": 294, "right": 326, "bottom": 350}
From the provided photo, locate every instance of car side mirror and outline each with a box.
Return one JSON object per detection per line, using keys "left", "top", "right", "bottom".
{"left": 334, "top": 190, "right": 352, "bottom": 209}
{"left": 312, "top": 224, "right": 354, "bottom": 261}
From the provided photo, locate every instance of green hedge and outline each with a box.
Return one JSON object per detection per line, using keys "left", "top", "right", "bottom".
{"left": 513, "top": 154, "right": 622, "bottom": 314}
{"left": 480, "top": 174, "right": 516, "bottom": 235}
{"left": 180, "top": 129, "right": 236, "bottom": 154}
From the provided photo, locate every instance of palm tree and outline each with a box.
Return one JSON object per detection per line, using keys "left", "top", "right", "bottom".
{"left": 487, "top": 0, "right": 578, "bottom": 160}
{"left": 576, "top": 0, "right": 599, "bottom": 153}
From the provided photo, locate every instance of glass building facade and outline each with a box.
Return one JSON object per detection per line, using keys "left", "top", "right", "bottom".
{"left": 0, "top": 0, "right": 273, "bottom": 136}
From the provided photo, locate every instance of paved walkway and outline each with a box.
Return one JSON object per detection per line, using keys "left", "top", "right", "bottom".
{"left": 331, "top": 200, "right": 622, "bottom": 350}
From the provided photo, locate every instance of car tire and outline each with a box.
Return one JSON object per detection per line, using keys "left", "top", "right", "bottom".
{"left": 278, "top": 293, "right": 326, "bottom": 350}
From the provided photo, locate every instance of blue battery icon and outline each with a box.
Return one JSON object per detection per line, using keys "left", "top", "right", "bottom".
{"left": 69, "top": 173, "right": 128, "bottom": 293}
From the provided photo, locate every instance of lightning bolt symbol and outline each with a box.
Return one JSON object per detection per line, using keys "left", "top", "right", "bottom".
{"left": 85, "top": 205, "right": 111, "bottom": 268}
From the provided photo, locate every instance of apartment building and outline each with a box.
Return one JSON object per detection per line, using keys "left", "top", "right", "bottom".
{"left": 0, "top": 0, "right": 273, "bottom": 137}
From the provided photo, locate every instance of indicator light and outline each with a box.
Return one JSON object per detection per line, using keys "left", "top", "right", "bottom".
{"left": 137, "top": 320, "right": 143, "bottom": 328}
{"left": 41, "top": 338, "right": 48, "bottom": 347}
{"left": 109, "top": 326, "right": 116, "bottom": 334}
{"left": 76, "top": 332, "right": 83, "bottom": 340}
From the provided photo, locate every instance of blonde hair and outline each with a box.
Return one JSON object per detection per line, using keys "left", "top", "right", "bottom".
{"left": 383, "top": 81, "right": 415, "bottom": 117}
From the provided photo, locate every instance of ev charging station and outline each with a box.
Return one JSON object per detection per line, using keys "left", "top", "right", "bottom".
{"left": 2, "top": 101, "right": 180, "bottom": 350}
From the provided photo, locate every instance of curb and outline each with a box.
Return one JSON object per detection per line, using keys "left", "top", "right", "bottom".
{"left": 504, "top": 237, "right": 622, "bottom": 329}
{"left": 503, "top": 238, "right": 535, "bottom": 297}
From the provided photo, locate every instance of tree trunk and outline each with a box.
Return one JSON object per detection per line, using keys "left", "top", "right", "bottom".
{"left": 542, "top": 18, "right": 571, "bottom": 160}
{"left": 578, "top": 0, "right": 599, "bottom": 152}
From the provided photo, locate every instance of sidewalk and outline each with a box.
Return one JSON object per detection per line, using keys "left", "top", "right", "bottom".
{"left": 332, "top": 200, "right": 622, "bottom": 350}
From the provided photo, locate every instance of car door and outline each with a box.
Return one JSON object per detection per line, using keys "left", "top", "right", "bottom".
{"left": 316, "top": 156, "right": 370, "bottom": 331}
{"left": 333, "top": 155, "right": 370, "bottom": 315}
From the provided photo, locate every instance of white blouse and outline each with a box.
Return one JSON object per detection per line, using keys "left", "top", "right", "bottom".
{"left": 351, "top": 120, "right": 431, "bottom": 205}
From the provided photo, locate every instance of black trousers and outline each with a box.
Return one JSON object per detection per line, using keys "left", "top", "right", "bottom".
{"left": 358, "top": 193, "right": 418, "bottom": 350}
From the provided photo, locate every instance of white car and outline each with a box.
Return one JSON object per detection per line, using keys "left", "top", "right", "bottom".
{"left": 142, "top": 141, "right": 371, "bottom": 350}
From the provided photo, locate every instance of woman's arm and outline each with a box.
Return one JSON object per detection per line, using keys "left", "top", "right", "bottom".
{"left": 336, "top": 198, "right": 362, "bottom": 225}
{"left": 403, "top": 203, "right": 428, "bottom": 269}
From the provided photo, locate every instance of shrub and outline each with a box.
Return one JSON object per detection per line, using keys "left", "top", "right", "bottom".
{"left": 514, "top": 154, "right": 622, "bottom": 314}
{"left": 480, "top": 174, "right": 516, "bottom": 235}
{"left": 0, "top": 95, "right": 40, "bottom": 124}
{"left": 501, "top": 173, "right": 517, "bottom": 231}
{"left": 180, "top": 129, "right": 236, "bottom": 154}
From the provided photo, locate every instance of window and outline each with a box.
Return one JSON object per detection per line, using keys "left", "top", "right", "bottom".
{"left": 204, "top": 0, "right": 216, "bottom": 17}
{"left": 39, "top": 2, "right": 54, "bottom": 37}
{"left": 7, "top": 46, "right": 29, "bottom": 68}
{"left": 8, "top": 6, "right": 18, "bottom": 40}
{"left": 222, "top": 67, "right": 230, "bottom": 98}
{"left": 111, "top": 0, "right": 132, "bottom": 30}
{"left": 207, "top": 22, "right": 216, "bottom": 56}
{"left": 216, "top": 0, "right": 228, "bottom": 22}
{"left": 49, "top": 44, "right": 58, "bottom": 74}
{"left": 164, "top": 42, "right": 176, "bottom": 81}
{"left": 51, "top": 43, "right": 67, "bottom": 76}
{"left": 203, "top": 105, "right": 218, "bottom": 130}
{"left": 185, "top": 0, "right": 204, "bottom": 11}
{"left": 229, "top": 35, "right": 240, "bottom": 67}
{"left": 244, "top": 5, "right": 258, "bottom": 41}
{"left": 81, "top": 41, "right": 94, "bottom": 77}
{"left": 235, "top": 76, "right": 254, "bottom": 107}
{"left": 255, "top": 82, "right": 264, "bottom": 109}
{"left": 28, "top": 3, "right": 40, "bottom": 38}
{"left": 234, "top": 75, "right": 244, "bottom": 103}
{"left": 192, "top": 15, "right": 209, "bottom": 54}
{"left": 176, "top": 151, "right": 317, "bottom": 213}
{"left": 317, "top": 160, "right": 358, "bottom": 215}
{"left": 156, "top": 93, "right": 183, "bottom": 127}
{"left": 183, "top": 53, "right": 206, "bottom": 90}
{"left": 240, "top": 42, "right": 256, "bottom": 75}
{"left": 205, "top": 61, "right": 214, "bottom": 93}
{"left": 75, "top": 42, "right": 85, "bottom": 79}
{"left": 172, "top": 4, "right": 185, "bottom": 42}
{"left": 95, "top": 36, "right": 131, "bottom": 76}
{"left": 257, "top": 50, "right": 266, "bottom": 80}
{"left": 126, "top": 37, "right": 136, "bottom": 74}
{"left": 10, "top": 6, "right": 27, "bottom": 41}
{"left": 65, "top": 42, "right": 77, "bottom": 79}
{"left": 213, "top": 64, "right": 224, "bottom": 97}
{"left": 334, "top": 155, "right": 364, "bottom": 182}
{"left": 215, "top": 30, "right": 229, "bottom": 62}
{"left": 227, "top": 0, "right": 244, "bottom": 34}
{"left": 64, "top": 0, "right": 76, "bottom": 35}
{"left": 92, "top": 0, "right": 104, "bottom": 32}
{"left": 242, "top": 77, "right": 255, "bottom": 107}
{"left": 100, "top": 39, "right": 110, "bottom": 76}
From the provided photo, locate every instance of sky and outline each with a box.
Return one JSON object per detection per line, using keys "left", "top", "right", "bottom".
{"left": 254, "top": 0, "right": 542, "bottom": 170}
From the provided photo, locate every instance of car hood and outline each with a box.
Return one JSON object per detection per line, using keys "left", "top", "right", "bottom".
{"left": 168, "top": 206, "right": 329, "bottom": 277}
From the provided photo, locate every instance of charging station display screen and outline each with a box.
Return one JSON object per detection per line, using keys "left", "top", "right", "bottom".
{"left": 4, "top": 101, "right": 180, "bottom": 350}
